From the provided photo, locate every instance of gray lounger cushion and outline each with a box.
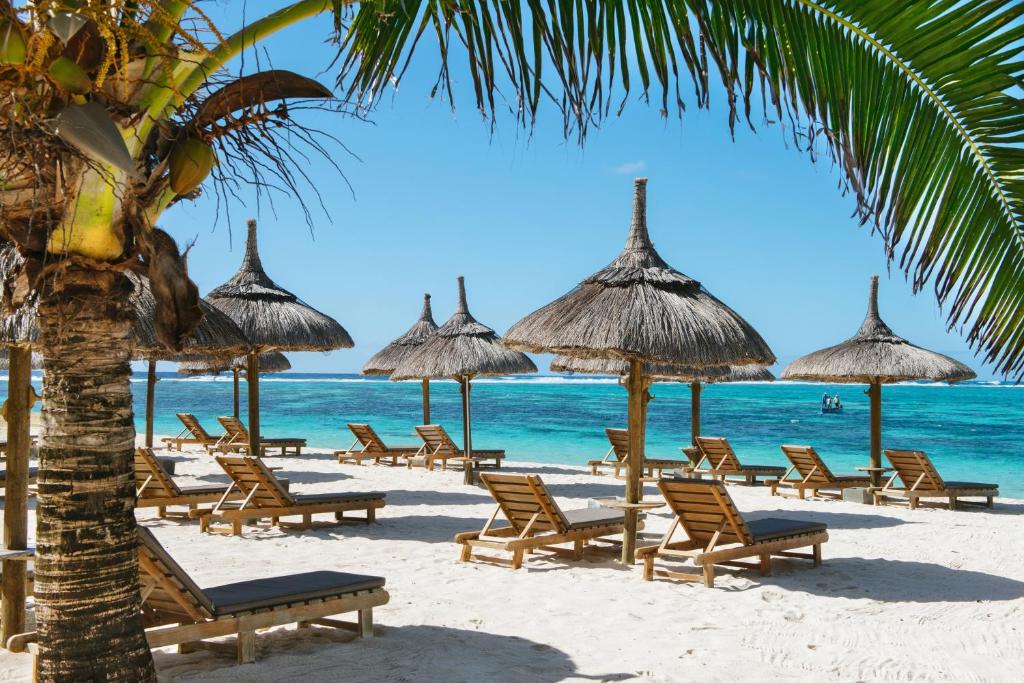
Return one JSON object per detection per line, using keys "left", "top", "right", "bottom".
{"left": 561, "top": 507, "right": 624, "bottom": 530}
{"left": 293, "top": 491, "right": 385, "bottom": 504}
{"left": 738, "top": 465, "right": 787, "bottom": 473}
{"left": 746, "top": 518, "right": 827, "bottom": 543}
{"left": 204, "top": 571, "right": 385, "bottom": 616}
{"left": 942, "top": 481, "right": 998, "bottom": 490}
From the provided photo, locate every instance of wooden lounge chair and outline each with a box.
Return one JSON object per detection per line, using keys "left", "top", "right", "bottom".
{"left": 200, "top": 455, "right": 385, "bottom": 536}
{"left": 454, "top": 473, "right": 626, "bottom": 569}
{"left": 875, "top": 449, "right": 998, "bottom": 510}
{"left": 588, "top": 428, "right": 689, "bottom": 477}
{"left": 411, "top": 424, "right": 504, "bottom": 470}
{"left": 637, "top": 478, "right": 828, "bottom": 587}
{"left": 134, "top": 447, "right": 247, "bottom": 518}
{"left": 770, "top": 445, "right": 870, "bottom": 499}
{"left": 335, "top": 423, "right": 420, "bottom": 466}
{"left": 161, "top": 413, "right": 222, "bottom": 452}
{"left": 216, "top": 415, "right": 306, "bottom": 456}
{"left": 693, "top": 436, "right": 786, "bottom": 485}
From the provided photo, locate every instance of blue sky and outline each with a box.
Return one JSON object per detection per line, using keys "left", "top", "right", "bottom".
{"left": 152, "top": 6, "right": 993, "bottom": 379}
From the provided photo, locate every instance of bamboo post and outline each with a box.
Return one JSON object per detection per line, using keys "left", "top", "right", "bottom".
{"left": 421, "top": 378, "right": 430, "bottom": 424}
{"left": 2, "top": 346, "right": 31, "bottom": 643}
{"left": 622, "top": 358, "right": 645, "bottom": 564}
{"left": 233, "top": 367, "right": 240, "bottom": 418}
{"left": 868, "top": 380, "right": 882, "bottom": 487}
{"left": 690, "top": 381, "right": 702, "bottom": 446}
{"left": 144, "top": 359, "right": 157, "bottom": 448}
{"left": 460, "top": 375, "right": 475, "bottom": 485}
{"left": 247, "top": 351, "right": 261, "bottom": 456}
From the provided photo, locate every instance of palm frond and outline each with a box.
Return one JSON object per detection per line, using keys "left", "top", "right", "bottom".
{"left": 334, "top": 0, "right": 1024, "bottom": 378}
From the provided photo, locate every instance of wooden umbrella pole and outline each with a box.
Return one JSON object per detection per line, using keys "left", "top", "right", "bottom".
{"left": 869, "top": 380, "right": 882, "bottom": 487}
{"left": 690, "top": 381, "right": 702, "bottom": 446}
{"left": 2, "top": 346, "right": 31, "bottom": 642}
{"left": 622, "top": 359, "right": 645, "bottom": 564}
{"left": 461, "top": 376, "right": 473, "bottom": 456}
{"left": 422, "top": 378, "right": 430, "bottom": 424}
{"left": 145, "top": 359, "right": 157, "bottom": 448}
{"left": 232, "top": 367, "right": 240, "bottom": 418}
{"left": 247, "top": 351, "right": 261, "bottom": 457}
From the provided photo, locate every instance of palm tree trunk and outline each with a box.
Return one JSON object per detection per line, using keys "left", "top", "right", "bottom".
{"left": 34, "top": 268, "right": 155, "bottom": 681}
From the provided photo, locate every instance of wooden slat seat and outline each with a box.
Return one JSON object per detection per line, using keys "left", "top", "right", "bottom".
{"left": 588, "top": 428, "right": 689, "bottom": 477}
{"left": 335, "top": 423, "right": 421, "bottom": 466}
{"left": 199, "top": 455, "right": 385, "bottom": 536}
{"left": 770, "top": 445, "right": 870, "bottom": 499}
{"left": 135, "top": 527, "right": 389, "bottom": 663}
{"left": 874, "top": 449, "right": 998, "bottom": 510}
{"left": 411, "top": 424, "right": 504, "bottom": 470}
{"left": 637, "top": 478, "right": 828, "bottom": 587}
{"left": 454, "top": 472, "right": 624, "bottom": 569}
{"left": 693, "top": 436, "right": 785, "bottom": 484}
{"left": 216, "top": 416, "right": 306, "bottom": 456}
{"left": 161, "top": 413, "right": 222, "bottom": 452}
{"left": 134, "top": 447, "right": 244, "bottom": 518}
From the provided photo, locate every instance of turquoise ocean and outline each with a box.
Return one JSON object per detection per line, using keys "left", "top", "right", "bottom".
{"left": 9, "top": 373, "right": 1024, "bottom": 498}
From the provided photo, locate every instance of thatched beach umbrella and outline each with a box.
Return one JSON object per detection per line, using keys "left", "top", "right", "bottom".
{"left": 782, "top": 275, "right": 974, "bottom": 486}
{"left": 362, "top": 293, "right": 439, "bottom": 423}
{"left": 392, "top": 277, "right": 536, "bottom": 466}
{"left": 178, "top": 352, "right": 291, "bottom": 418}
{"left": 551, "top": 356, "right": 772, "bottom": 445}
{"left": 206, "top": 219, "right": 353, "bottom": 456}
{"left": 505, "top": 178, "right": 775, "bottom": 562}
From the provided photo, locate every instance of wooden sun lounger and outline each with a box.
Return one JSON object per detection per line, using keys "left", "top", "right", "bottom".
{"left": 455, "top": 473, "right": 626, "bottom": 569}
{"left": 199, "top": 455, "right": 385, "bottom": 536}
{"left": 410, "top": 424, "right": 505, "bottom": 470}
{"left": 588, "top": 428, "right": 689, "bottom": 477}
{"left": 161, "top": 413, "right": 223, "bottom": 452}
{"left": 335, "top": 423, "right": 421, "bottom": 466}
{"left": 770, "top": 445, "right": 870, "bottom": 499}
{"left": 693, "top": 436, "right": 786, "bottom": 485}
{"left": 216, "top": 415, "right": 306, "bottom": 456}
{"left": 4, "top": 527, "right": 390, "bottom": 665}
{"left": 134, "top": 447, "right": 246, "bottom": 518}
{"left": 637, "top": 477, "right": 828, "bottom": 587}
{"left": 874, "top": 449, "right": 998, "bottom": 510}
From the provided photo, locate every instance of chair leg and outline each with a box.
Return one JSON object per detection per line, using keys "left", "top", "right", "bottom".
{"left": 948, "top": 495, "right": 957, "bottom": 511}
{"left": 232, "top": 520, "right": 242, "bottom": 536}
{"left": 237, "top": 631, "right": 257, "bottom": 663}
{"left": 367, "top": 508, "right": 376, "bottom": 523}
{"left": 798, "top": 488, "right": 806, "bottom": 500}
{"left": 910, "top": 496, "right": 918, "bottom": 510}
{"left": 988, "top": 496, "right": 994, "bottom": 508}
{"left": 511, "top": 548, "right": 524, "bottom": 570}
{"left": 573, "top": 538, "right": 584, "bottom": 559}
{"left": 812, "top": 543, "right": 822, "bottom": 567}
{"left": 358, "top": 609, "right": 373, "bottom": 638}
{"left": 759, "top": 553, "right": 771, "bottom": 576}
{"left": 702, "top": 563, "right": 715, "bottom": 588}
{"left": 459, "top": 542, "right": 471, "bottom": 562}
{"left": 642, "top": 556, "right": 654, "bottom": 581}
{"left": 158, "top": 506, "right": 167, "bottom": 518}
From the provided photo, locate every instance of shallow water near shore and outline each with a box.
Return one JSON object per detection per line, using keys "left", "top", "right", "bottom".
{"left": 6, "top": 373, "right": 1024, "bottom": 497}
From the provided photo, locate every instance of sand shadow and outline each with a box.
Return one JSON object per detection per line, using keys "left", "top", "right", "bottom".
{"left": 503, "top": 464, "right": 593, "bottom": 476}
{"left": 152, "top": 624, "right": 633, "bottom": 682}
{"left": 777, "top": 557, "right": 1024, "bottom": 602}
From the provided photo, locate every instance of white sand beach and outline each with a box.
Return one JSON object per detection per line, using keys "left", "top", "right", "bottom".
{"left": 2, "top": 441, "right": 1022, "bottom": 682}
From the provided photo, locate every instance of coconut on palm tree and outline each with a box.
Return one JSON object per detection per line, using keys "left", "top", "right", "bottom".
{"left": 1, "top": 2, "right": 1021, "bottom": 680}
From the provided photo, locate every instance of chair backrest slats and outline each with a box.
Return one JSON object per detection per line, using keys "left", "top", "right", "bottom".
{"left": 217, "top": 416, "right": 249, "bottom": 443}
{"left": 137, "top": 527, "right": 214, "bottom": 621}
{"left": 780, "top": 445, "right": 835, "bottom": 484}
{"left": 695, "top": 437, "right": 741, "bottom": 472}
{"left": 178, "top": 413, "right": 212, "bottom": 441}
{"left": 416, "top": 425, "right": 461, "bottom": 456}
{"left": 604, "top": 428, "right": 630, "bottom": 463}
{"left": 134, "top": 447, "right": 180, "bottom": 497}
{"left": 215, "top": 455, "right": 294, "bottom": 507}
{"left": 480, "top": 473, "right": 567, "bottom": 534}
{"left": 884, "top": 449, "right": 945, "bottom": 491}
{"left": 657, "top": 478, "right": 752, "bottom": 546}
{"left": 348, "top": 423, "right": 387, "bottom": 453}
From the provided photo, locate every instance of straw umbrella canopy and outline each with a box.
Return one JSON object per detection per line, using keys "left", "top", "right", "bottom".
{"left": 178, "top": 352, "right": 290, "bottom": 419}
{"left": 505, "top": 178, "right": 775, "bottom": 562}
{"left": 782, "top": 275, "right": 975, "bottom": 485}
{"left": 206, "top": 219, "right": 353, "bottom": 455}
{"left": 392, "top": 276, "right": 536, "bottom": 468}
{"left": 550, "top": 355, "right": 773, "bottom": 444}
{"left": 362, "top": 293, "right": 439, "bottom": 423}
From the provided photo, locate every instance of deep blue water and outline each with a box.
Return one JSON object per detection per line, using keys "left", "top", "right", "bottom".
{"left": 132, "top": 374, "right": 1024, "bottom": 497}
{"left": 7, "top": 373, "right": 1024, "bottom": 497}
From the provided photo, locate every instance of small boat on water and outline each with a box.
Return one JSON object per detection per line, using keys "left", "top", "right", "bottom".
{"left": 820, "top": 393, "right": 843, "bottom": 414}
{"left": 821, "top": 405, "right": 843, "bottom": 414}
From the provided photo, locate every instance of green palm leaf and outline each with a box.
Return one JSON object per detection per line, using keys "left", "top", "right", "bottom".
{"left": 335, "top": 0, "right": 1024, "bottom": 377}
